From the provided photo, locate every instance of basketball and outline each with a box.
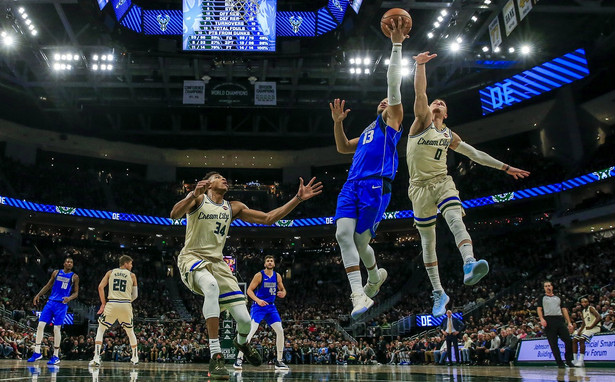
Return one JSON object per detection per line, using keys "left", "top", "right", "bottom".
{"left": 381, "top": 8, "right": 412, "bottom": 38}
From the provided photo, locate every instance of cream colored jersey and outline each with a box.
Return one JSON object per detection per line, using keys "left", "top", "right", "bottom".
{"left": 583, "top": 308, "right": 599, "bottom": 329}
{"left": 406, "top": 123, "right": 453, "bottom": 184}
{"left": 107, "top": 268, "right": 133, "bottom": 301}
{"left": 180, "top": 195, "right": 232, "bottom": 261}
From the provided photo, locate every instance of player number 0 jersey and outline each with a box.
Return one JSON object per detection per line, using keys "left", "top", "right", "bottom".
{"left": 406, "top": 123, "right": 453, "bottom": 184}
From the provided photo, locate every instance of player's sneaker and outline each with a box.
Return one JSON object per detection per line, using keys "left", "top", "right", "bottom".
{"left": 130, "top": 357, "right": 139, "bottom": 366}
{"left": 89, "top": 359, "right": 101, "bottom": 367}
{"left": 274, "top": 360, "right": 289, "bottom": 370}
{"left": 431, "top": 290, "right": 450, "bottom": 317}
{"left": 350, "top": 292, "right": 374, "bottom": 319}
{"left": 463, "top": 259, "right": 489, "bottom": 286}
{"left": 208, "top": 353, "right": 229, "bottom": 380}
{"left": 47, "top": 356, "right": 60, "bottom": 365}
{"left": 363, "top": 268, "right": 388, "bottom": 298}
{"left": 27, "top": 352, "right": 43, "bottom": 362}
{"left": 233, "top": 357, "right": 243, "bottom": 370}
{"left": 233, "top": 339, "right": 262, "bottom": 367}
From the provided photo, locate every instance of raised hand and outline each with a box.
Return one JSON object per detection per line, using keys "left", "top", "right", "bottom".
{"left": 413, "top": 51, "right": 438, "bottom": 65}
{"left": 192, "top": 179, "right": 211, "bottom": 197}
{"left": 296, "top": 177, "right": 323, "bottom": 201}
{"left": 387, "top": 16, "right": 411, "bottom": 44}
{"left": 330, "top": 98, "right": 350, "bottom": 123}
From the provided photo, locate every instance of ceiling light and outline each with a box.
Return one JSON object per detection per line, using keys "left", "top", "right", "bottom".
{"left": 440, "top": 10, "right": 448, "bottom": 16}
{"left": 101, "top": 64, "right": 107, "bottom": 70}
{"left": 494, "top": 47, "right": 501, "bottom": 53}
{"left": 53, "top": 63, "right": 61, "bottom": 70}
{"left": 434, "top": 21, "right": 440, "bottom": 28}
{"left": 2, "top": 35, "right": 14, "bottom": 46}
{"left": 31, "top": 30, "right": 37, "bottom": 36}
{"left": 25, "top": 19, "right": 32, "bottom": 26}
{"left": 482, "top": 46, "right": 489, "bottom": 52}
{"left": 363, "top": 57, "right": 371, "bottom": 65}
{"left": 364, "top": 68, "right": 370, "bottom": 74}
{"left": 508, "top": 47, "right": 515, "bottom": 53}
{"left": 520, "top": 45, "right": 531, "bottom": 55}
{"left": 471, "top": 16, "right": 478, "bottom": 22}
{"left": 349, "top": 58, "right": 355, "bottom": 64}
{"left": 456, "top": 37, "right": 463, "bottom": 43}
{"left": 484, "top": 0, "right": 492, "bottom": 4}
{"left": 108, "top": 55, "right": 114, "bottom": 61}
{"left": 60, "top": 63, "right": 66, "bottom": 70}
{"left": 73, "top": 54, "right": 79, "bottom": 61}
{"left": 107, "top": 64, "right": 113, "bottom": 70}
{"left": 54, "top": 53, "right": 60, "bottom": 61}
{"left": 384, "top": 58, "right": 390, "bottom": 65}
{"left": 349, "top": 67, "right": 355, "bottom": 74}
{"left": 92, "top": 54, "right": 99, "bottom": 61}
{"left": 92, "top": 64, "right": 98, "bottom": 71}
{"left": 18, "top": 7, "right": 25, "bottom": 14}
{"left": 401, "top": 68, "right": 410, "bottom": 76}
{"left": 450, "top": 42, "right": 460, "bottom": 52}
{"left": 21, "top": 13, "right": 28, "bottom": 19}
{"left": 427, "top": 32, "right": 434, "bottom": 39}
{"left": 437, "top": 16, "right": 443, "bottom": 23}
{"left": 401, "top": 58, "right": 409, "bottom": 66}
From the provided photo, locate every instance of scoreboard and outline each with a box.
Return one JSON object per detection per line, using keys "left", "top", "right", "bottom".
{"left": 183, "top": 0, "right": 277, "bottom": 51}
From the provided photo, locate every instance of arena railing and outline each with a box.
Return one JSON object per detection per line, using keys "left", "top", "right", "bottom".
{"left": 1, "top": 166, "right": 614, "bottom": 227}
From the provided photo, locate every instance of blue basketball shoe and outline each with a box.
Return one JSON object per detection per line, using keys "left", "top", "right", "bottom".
{"left": 432, "top": 290, "right": 450, "bottom": 317}
{"left": 463, "top": 259, "right": 489, "bottom": 286}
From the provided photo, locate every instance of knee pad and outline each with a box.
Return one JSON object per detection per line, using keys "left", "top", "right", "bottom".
{"left": 443, "top": 208, "right": 471, "bottom": 245}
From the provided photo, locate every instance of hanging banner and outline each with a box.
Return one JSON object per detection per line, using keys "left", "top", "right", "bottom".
{"left": 254, "top": 82, "right": 277, "bottom": 106}
{"left": 208, "top": 81, "right": 251, "bottom": 106}
{"left": 517, "top": 0, "right": 533, "bottom": 20}
{"left": 489, "top": 16, "right": 502, "bottom": 52}
{"left": 182, "top": 80, "right": 205, "bottom": 104}
{"left": 503, "top": 0, "right": 518, "bottom": 36}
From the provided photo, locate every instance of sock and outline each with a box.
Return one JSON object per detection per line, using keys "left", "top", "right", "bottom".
{"left": 579, "top": 354, "right": 584, "bottom": 362}
{"left": 132, "top": 346, "right": 138, "bottom": 360}
{"left": 573, "top": 353, "right": 577, "bottom": 361}
{"left": 347, "top": 271, "right": 363, "bottom": 294}
{"left": 34, "top": 322, "right": 45, "bottom": 353}
{"left": 272, "top": 322, "right": 284, "bottom": 362}
{"left": 209, "top": 338, "right": 221, "bottom": 355}
{"left": 426, "top": 265, "right": 443, "bottom": 291}
{"left": 53, "top": 326, "right": 61, "bottom": 357}
{"left": 355, "top": 231, "right": 379, "bottom": 283}
{"left": 459, "top": 243, "right": 475, "bottom": 264}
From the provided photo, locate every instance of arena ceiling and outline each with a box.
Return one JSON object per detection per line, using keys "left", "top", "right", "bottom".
{"left": 1, "top": 0, "right": 615, "bottom": 151}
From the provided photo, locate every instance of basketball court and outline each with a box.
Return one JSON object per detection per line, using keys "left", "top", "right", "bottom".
{"left": 3, "top": 360, "right": 613, "bottom": 381}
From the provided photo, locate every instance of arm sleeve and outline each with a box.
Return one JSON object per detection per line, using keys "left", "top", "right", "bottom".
{"left": 131, "top": 286, "right": 138, "bottom": 302}
{"left": 387, "top": 43, "right": 403, "bottom": 106}
{"left": 453, "top": 141, "right": 505, "bottom": 170}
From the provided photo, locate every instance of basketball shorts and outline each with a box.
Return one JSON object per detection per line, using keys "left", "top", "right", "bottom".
{"left": 574, "top": 326, "right": 600, "bottom": 341}
{"left": 334, "top": 178, "right": 392, "bottom": 237}
{"left": 40, "top": 300, "right": 69, "bottom": 326}
{"left": 178, "top": 251, "right": 246, "bottom": 311}
{"left": 99, "top": 301, "right": 134, "bottom": 329}
{"left": 408, "top": 175, "right": 464, "bottom": 228}
{"left": 250, "top": 304, "right": 282, "bottom": 326}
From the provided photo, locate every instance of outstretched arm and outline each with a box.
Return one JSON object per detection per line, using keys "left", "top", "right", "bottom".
{"left": 409, "top": 52, "right": 438, "bottom": 136}
{"left": 231, "top": 177, "right": 323, "bottom": 225}
{"left": 330, "top": 99, "right": 359, "bottom": 154}
{"left": 382, "top": 16, "right": 411, "bottom": 130}
{"left": 450, "top": 132, "right": 530, "bottom": 179}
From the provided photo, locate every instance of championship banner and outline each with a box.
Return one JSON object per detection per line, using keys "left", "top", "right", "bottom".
{"left": 182, "top": 80, "right": 205, "bottom": 104}
{"left": 503, "top": 0, "right": 518, "bottom": 36}
{"left": 488, "top": 16, "right": 502, "bottom": 51}
{"left": 517, "top": 0, "right": 533, "bottom": 21}
{"left": 254, "top": 81, "right": 277, "bottom": 106}
{"left": 208, "top": 81, "right": 251, "bottom": 106}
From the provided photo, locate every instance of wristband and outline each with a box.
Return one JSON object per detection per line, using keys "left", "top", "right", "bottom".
{"left": 189, "top": 191, "right": 197, "bottom": 199}
{"left": 295, "top": 194, "right": 304, "bottom": 202}
{"left": 504, "top": 164, "right": 510, "bottom": 172}
{"left": 392, "top": 43, "right": 402, "bottom": 46}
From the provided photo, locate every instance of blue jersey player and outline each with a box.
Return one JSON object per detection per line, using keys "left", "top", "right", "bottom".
{"left": 235, "top": 255, "right": 288, "bottom": 371}
{"left": 330, "top": 16, "right": 410, "bottom": 318}
{"left": 28, "top": 257, "right": 79, "bottom": 365}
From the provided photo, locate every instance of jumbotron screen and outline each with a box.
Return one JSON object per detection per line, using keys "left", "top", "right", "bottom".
{"left": 183, "top": 0, "right": 277, "bottom": 51}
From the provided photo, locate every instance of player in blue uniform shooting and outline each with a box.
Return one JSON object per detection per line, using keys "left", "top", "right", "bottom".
{"left": 28, "top": 256, "right": 79, "bottom": 365}
{"left": 330, "top": 16, "right": 410, "bottom": 318}
{"left": 234, "top": 255, "right": 289, "bottom": 370}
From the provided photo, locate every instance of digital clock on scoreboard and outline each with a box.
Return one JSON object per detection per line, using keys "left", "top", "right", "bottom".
{"left": 183, "top": 0, "right": 277, "bottom": 51}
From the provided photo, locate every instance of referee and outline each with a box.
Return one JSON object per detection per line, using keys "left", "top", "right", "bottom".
{"left": 537, "top": 280, "right": 575, "bottom": 368}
